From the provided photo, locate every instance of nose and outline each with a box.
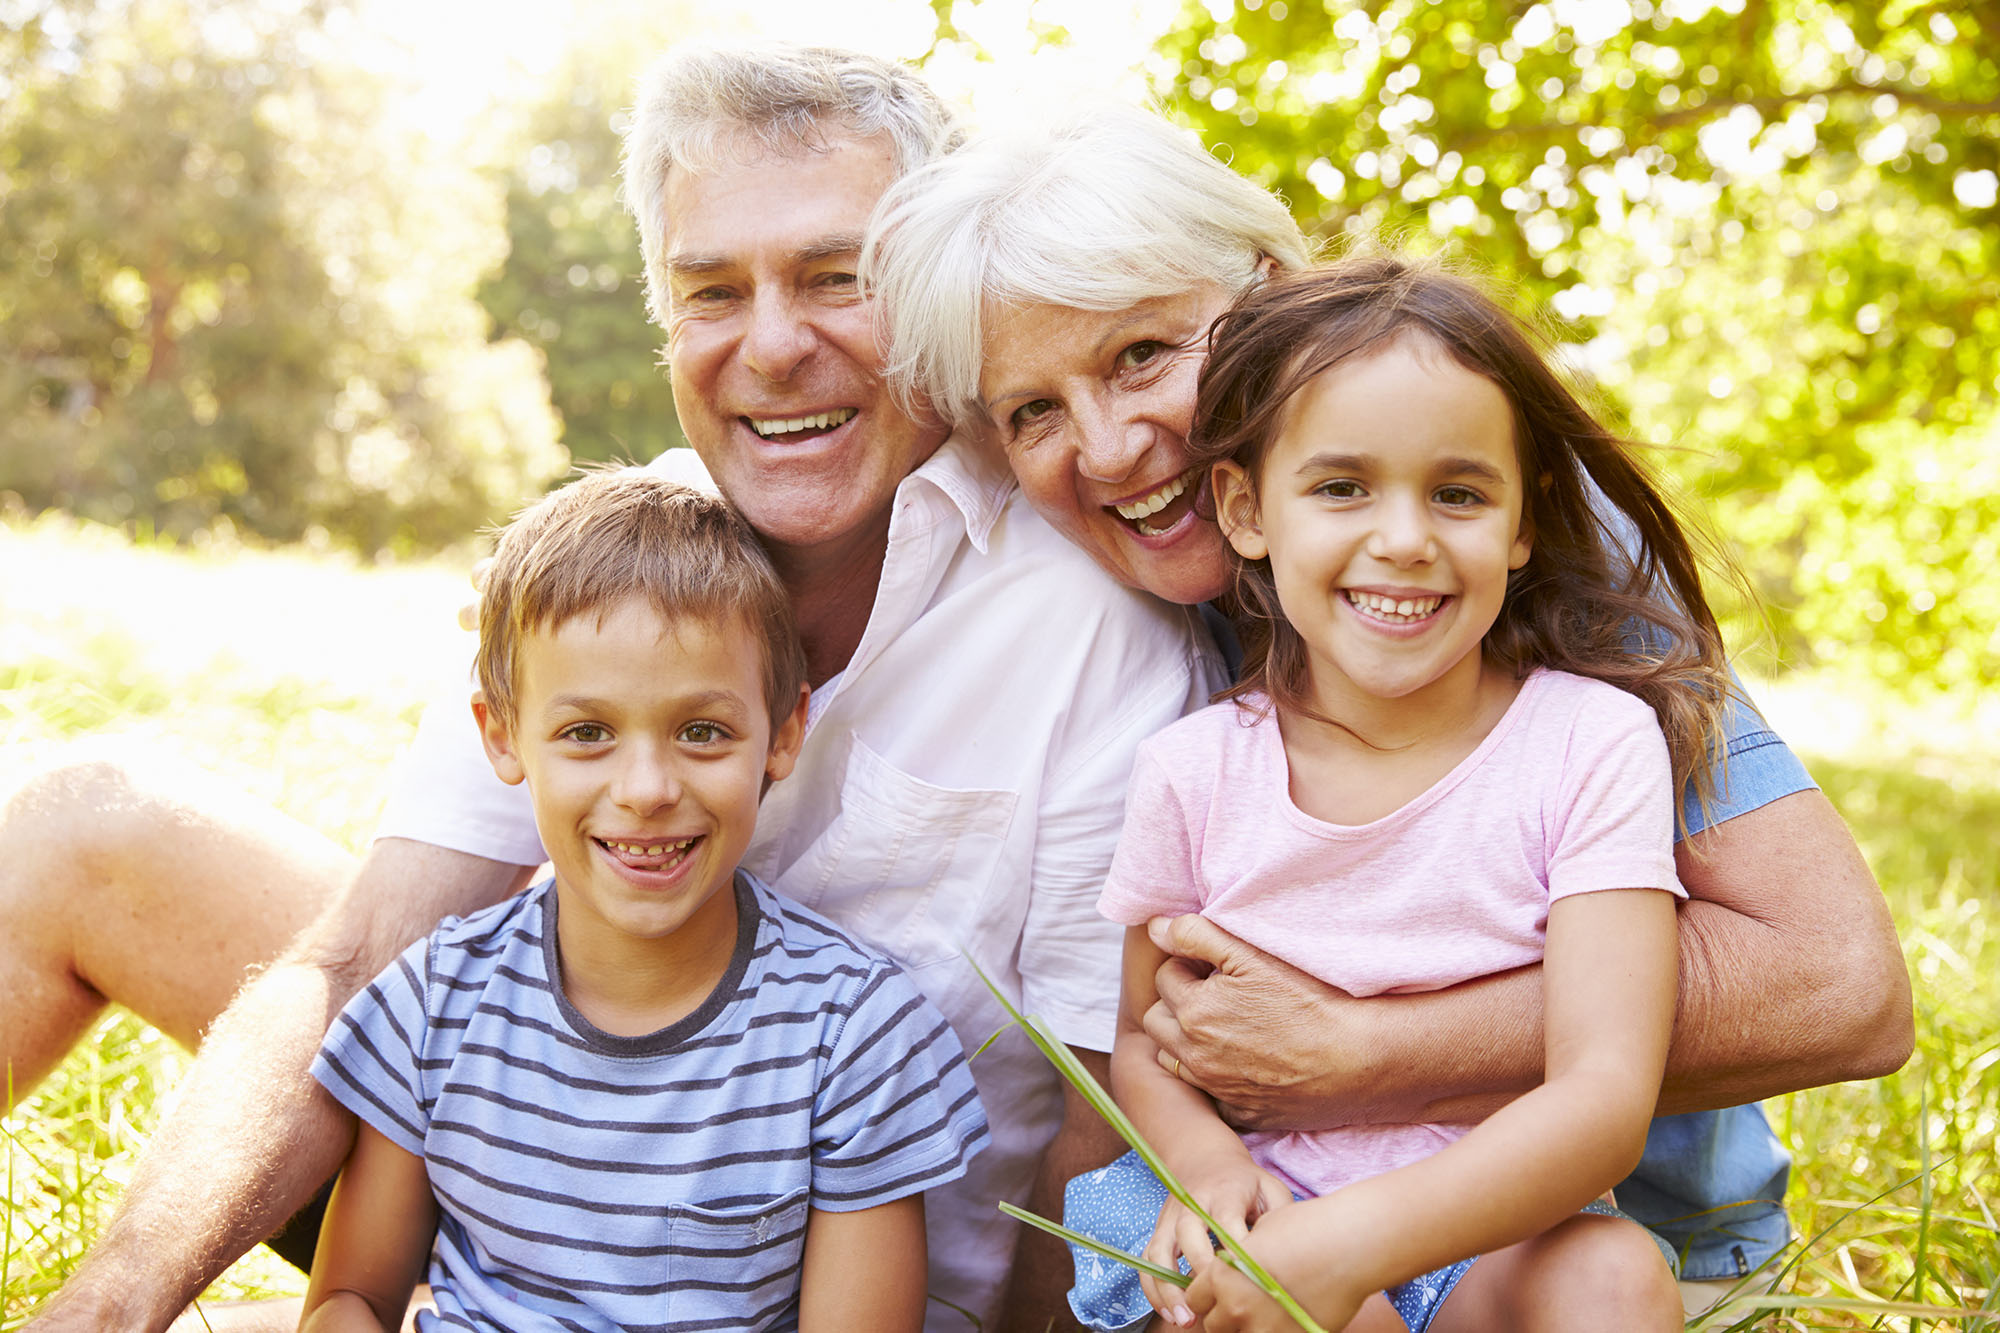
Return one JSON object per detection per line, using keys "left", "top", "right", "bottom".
{"left": 611, "top": 742, "right": 683, "bottom": 815}
{"left": 1072, "top": 396, "right": 1149, "bottom": 486}
{"left": 739, "top": 289, "right": 817, "bottom": 382}
{"left": 1367, "top": 494, "right": 1439, "bottom": 567}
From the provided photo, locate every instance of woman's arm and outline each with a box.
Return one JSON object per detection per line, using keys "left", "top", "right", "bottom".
{"left": 298, "top": 1122, "right": 438, "bottom": 1333}
{"left": 796, "top": 1198, "right": 927, "bottom": 1332}
{"left": 1183, "top": 888, "right": 1679, "bottom": 1332}
{"left": 1146, "top": 789, "right": 1908, "bottom": 1129}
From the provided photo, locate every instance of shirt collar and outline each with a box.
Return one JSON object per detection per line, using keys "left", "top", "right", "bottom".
{"left": 899, "top": 433, "right": 1015, "bottom": 555}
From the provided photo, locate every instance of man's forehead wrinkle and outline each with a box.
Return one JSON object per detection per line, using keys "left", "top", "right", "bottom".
{"left": 666, "top": 233, "right": 868, "bottom": 279}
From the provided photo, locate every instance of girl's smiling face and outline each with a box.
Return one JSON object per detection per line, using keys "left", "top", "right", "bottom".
{"left": 975, "top": 286, "right": 1237, "bottom": 606}
{"left": 1213, "top": 334, "right": 1533, "bottom": 718}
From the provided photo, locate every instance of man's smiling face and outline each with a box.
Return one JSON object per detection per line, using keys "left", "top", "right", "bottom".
{"left": 661, "top": 132, "right": 947, "bottom": 563}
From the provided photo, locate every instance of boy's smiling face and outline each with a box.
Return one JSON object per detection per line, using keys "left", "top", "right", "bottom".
{"left": 477, "top": 599, "right": 805, "bottom": 961}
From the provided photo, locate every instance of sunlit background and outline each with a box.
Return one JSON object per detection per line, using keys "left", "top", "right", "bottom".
{"left": 4, "top": 1, "right": 1998, "bottom": 1325}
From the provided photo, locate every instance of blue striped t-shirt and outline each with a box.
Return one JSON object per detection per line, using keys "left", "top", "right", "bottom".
{"left": 311, "top": 871, "right": 989, "bottom": 1332}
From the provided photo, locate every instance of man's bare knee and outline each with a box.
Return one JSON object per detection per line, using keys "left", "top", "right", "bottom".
{"left": 3, "top": 742, "right": 354, "bottom": 1050}
{"left": 4, "top": 747, "right": 202, "bottom": 887}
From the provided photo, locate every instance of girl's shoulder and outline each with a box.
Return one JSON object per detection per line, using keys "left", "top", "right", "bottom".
{"left": 1516, "top": 668, "right": 1666, "bottom": 741}
{"left": 1137, "top": 695, "right": 1280, "bottom": 789}
{"left": 1150, "top": 693, "right": 1278, "bottom": 748}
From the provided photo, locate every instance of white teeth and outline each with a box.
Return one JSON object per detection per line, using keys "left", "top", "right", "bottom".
{"left": 748, "top": 408, "right": 857, "bottom": 438}
{"left": 1114, "top": 466, "right": 1203, "bottom": 522}
{"left": 605, "top": 837, "right": 695, "bottom": 857}
{"left": 1346, "top": 591, "right": 1443, "bottom": 622}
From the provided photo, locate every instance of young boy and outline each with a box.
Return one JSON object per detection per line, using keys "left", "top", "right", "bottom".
{"left": 302, "top": 471, "right": 988, "bottom": 1332}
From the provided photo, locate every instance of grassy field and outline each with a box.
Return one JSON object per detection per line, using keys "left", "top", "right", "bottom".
{"left": 2, "top": 514, "right": 1995, "bottom": 1329}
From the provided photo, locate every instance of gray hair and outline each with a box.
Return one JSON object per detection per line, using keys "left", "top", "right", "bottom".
{"left": 863, "top": 101, "right": 1314, "bottom": 430}
{"left": 621, "top": 41, "right": 963, "bottom": 328}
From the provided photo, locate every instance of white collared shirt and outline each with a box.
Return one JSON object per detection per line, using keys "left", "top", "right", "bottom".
{"left": 376, "top": 436, "right": 1223, "bottom": 1328}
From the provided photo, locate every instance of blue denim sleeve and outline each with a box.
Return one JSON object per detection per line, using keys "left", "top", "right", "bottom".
{"left": 1586, "top": 469, "right": 1818, "bottom": 838}
{"left": 1680, "top": 673, "right": 1818, "bottom": 838}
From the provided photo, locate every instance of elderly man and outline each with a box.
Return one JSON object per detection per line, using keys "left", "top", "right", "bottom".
{"left": 15, "top": 43, "right": 1210, "bottom": 1332}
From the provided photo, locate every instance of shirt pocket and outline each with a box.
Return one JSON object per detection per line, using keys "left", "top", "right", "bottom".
{"left": 666, "top": 1189, "right": 811, "bottom": 1327}
{"left": 771, "top": 733, "right": 1019, "bottom": 968}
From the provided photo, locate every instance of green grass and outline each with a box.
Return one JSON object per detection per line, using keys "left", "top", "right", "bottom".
{"left": 3, "top": 514, "right": 1996, "bottom": 1329}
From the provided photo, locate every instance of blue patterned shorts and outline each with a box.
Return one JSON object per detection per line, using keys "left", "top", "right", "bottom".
{"left": 1063, "top": 1150, "right": 1669, "bottom": 1332}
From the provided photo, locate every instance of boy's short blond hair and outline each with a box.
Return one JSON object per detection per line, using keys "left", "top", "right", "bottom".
{"left": 476, "top": 468, "right": 806, "bottom": 735}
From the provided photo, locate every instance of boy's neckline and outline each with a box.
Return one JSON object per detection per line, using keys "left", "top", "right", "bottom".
{"left": 539, "top": 873, "right": 762, "bottom": 1056}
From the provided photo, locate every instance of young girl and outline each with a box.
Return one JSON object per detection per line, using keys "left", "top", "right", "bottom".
{"left": 1064, "top": 257, "right": 1738, "bottom": 1333}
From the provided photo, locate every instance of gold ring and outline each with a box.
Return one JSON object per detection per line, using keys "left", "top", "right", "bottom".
{"left": 1171, "top": 1057, "right": 1183, "bottom": 1080}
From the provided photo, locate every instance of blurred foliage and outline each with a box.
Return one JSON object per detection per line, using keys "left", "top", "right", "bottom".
{"left": 1124, "top": 0, "right": 2000, "bottom": 690}
{"left": 924, "top": 0, "right": 2000, "bottom": 690}
{"left": 0, "top": 0, "right": 566, "bottom": 553}
{"left": 7, "top": 0, "right": 1999, "bottom": 689}
{"left": 476, "top": 44, "right": 685, "bottom": 468}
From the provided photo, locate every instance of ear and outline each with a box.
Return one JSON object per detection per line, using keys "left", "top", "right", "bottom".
{"left": 762, "top": 685, "right": 810, "bottom": 785}
{"left": 1254, "top": 252, "right": 1282, "bottom": 282}
{"left": 1211, "top": 459, "right": 1268, "bottom": 561}
{"left": 472, "top": 692, "right": 527, "bottom": 787}
{"left": 1510, "top": 478, "right": 1544, "bottom": 572}
{"left": 1509, "top": 525, "right": 1533, "bottom": 571}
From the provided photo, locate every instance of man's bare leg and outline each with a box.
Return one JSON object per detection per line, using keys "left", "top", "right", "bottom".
{"left": 1, "top": 746, "right": 354, "bottom": 1107}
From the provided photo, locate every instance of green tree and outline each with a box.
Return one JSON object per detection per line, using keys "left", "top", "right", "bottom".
{"left": 476, "top": 54, "right": 684, "bottom": 467}
{"left": 0, "top": 0, "right": 565, "bottom": 552}
{"left": 931, "top": 0, "right": 1998, "bottom": 686}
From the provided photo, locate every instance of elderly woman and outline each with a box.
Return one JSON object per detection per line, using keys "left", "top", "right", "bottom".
{"left": 869, "top": 102, "right": 1309, "bottom": 608}
{"left": 863, "top": 101, "right": 1909, "bottom": 1318}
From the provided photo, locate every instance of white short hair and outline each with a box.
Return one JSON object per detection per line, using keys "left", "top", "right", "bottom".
{"left": 863, "top": 101, "right": 1314, "bottom": 429}
{"left": 621, "top": 41, "right": 961, "bottom": 328}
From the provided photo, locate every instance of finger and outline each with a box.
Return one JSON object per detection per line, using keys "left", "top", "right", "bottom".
{"left": 469, "top": 556, "right": 493, "bottom": 592}
{"left": 1140, "top": 1212, "right": 1181, "bottom": 1316}
{"left": 1175, "top": 1208, "right": 1216, "bottom": 1279}
{"left": 1184, "top": 1263, "right": 1217, "bottom": 1324}
{"left": 1148, "top": 913, "right": 1244, "bottom": 972}
{"left": 456, "top": 599, "right": 480, "bottom": 632}
{"left": 1254, "top": 1174, "right": 1292, "bottom": 1222}
{"left": 1141, "top": 999, "right": 1187, "bottom": 1066}
{"left": 1153, "top": 954, "right": 1209, "bottom": 1012}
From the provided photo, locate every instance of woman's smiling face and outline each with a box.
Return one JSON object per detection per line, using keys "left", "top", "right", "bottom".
{"left": 975, "top": 287, "right": 1236, "bottom": 605}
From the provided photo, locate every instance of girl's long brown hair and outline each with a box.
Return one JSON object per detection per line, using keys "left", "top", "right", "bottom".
{"left": 1193, "top": 255, "right": 1737, "bottom": 827}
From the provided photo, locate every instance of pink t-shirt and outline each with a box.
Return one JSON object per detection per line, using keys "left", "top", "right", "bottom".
{"left": 1100, "top": 668, "right": 1685, "bottom": 1199}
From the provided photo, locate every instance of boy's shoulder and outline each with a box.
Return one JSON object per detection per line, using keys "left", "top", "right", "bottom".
{"left": 429, "top": 882, "right": 547, "bottom": 956}
{"left": 743, "top": 871, "right": 900, "bottom": 986}
{"left": 393, "top": 883, "right": 550, "bottom": 1001}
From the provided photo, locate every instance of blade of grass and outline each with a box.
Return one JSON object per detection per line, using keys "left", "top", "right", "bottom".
{"left": 968, "top": 956, "right": 1329, "bottom": 1333}
{"left": 969, "top": 1024, "right": 1011, "bottom": 1064}
{"left": 1705, "top": 1292, "right": 1997, "bottom": 1321}
{"left": 1916, "top": 1083, "right": 1932, "bottom": 1333}
{"left": 998, "top": 1202, "right": 1189, "bottom": 1287}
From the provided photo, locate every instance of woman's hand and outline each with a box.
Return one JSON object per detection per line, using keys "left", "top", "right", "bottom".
{"left": 1142, "top": 915, "right": 1376, "bottom": 1131}
{"left": 1138, "top": 1152, "right": 1293, "bottom": 1326}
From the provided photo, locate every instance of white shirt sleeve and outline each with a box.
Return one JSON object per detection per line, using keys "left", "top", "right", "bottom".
{"left": 373, "top": 672, "right": 545, "bottom": 865}
{"left": 373, "top": 451, "right": 714, "bottom": 866}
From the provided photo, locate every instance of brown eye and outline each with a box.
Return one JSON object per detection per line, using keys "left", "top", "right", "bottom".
{"left": 1011, "top": 399, "right": 1058, "bottom": 428}
{"left": 1117, "top": 340, "right": 1166, "bottom": 371}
